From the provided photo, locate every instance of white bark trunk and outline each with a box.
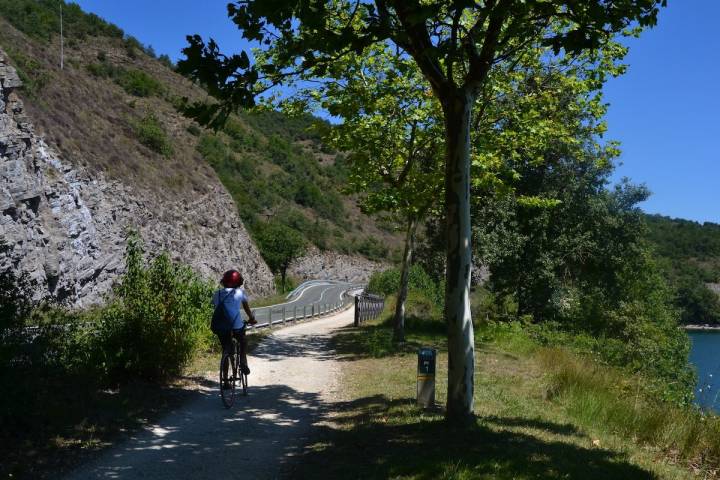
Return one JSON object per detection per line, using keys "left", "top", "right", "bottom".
{"left": 443, "top": 91, "right": 475, "bottom": 421}
{"left": 393, "top": 217, "right": 417, "bottom": 343}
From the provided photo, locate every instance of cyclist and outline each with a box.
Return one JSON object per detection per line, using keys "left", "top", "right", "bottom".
{"left": 212, "top": 269, "right": 257, "bottom": 388}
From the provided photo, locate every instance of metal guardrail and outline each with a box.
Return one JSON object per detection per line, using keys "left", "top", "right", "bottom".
{"left": 353, "top": 292, "right": 385, "bottom": 326}
{"left": 19, "top": 281, "right": 364, "bottom": 337}
{"left": 247, "top": 287, "right": 356, "bottom": 331}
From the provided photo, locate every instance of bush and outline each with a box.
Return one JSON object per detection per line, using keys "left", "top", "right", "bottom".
{"left": 0, "top": 242, "right": 33, "bottom": 373}
{"left": 118, "top": 69, "right": 164, "bottom": 97}
{"left": 368, "top": 265, "right": 443, "bottom": 308}
{"left": 86, "top": 61, "right": 122, "bottom": 79}
{"left": 90, "top": 236, "right": 213, "bottom": 381}
{"left": 0, "top": 237, "right": 215, "bottom": 447}
{"left": 4, "top": 48, "right": 49, "bottom": 97}
{"left": 134, "top": 113, "right": 173, "bottom": 156}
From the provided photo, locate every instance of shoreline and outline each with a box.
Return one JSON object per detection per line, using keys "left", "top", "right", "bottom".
{"left": 684, "top": 324, "right": 720, "bottom": 331}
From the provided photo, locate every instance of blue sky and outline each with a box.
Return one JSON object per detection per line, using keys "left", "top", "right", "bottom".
{"left": 74, "top": 1, "right": 719, "bottom": 224}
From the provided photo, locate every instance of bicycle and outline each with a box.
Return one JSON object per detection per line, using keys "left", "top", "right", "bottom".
{"left": 219, "top": 332, "right": 248, "bottom": 408}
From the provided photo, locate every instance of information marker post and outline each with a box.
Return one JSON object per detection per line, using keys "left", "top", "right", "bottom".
{"left": 417, "top": 347, "right": 437, "bottom": 408}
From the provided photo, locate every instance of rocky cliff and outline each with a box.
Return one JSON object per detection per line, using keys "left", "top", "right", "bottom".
{"left": 289, "top": 246, "right": 388, "bottom": 284}
{"left": 0, "top": 52, "right": 274, "bottom": 306}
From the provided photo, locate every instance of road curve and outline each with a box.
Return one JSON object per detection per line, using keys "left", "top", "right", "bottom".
{"left": 250, "top": 280, "right": 360, "bottom": 327}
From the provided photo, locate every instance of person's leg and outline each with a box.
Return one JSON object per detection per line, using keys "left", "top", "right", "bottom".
{"left": 235, "top": 329, "right": 250, "bottom": 374}
{"left": 218, "top": 332, "right": 233, "bottom": 384}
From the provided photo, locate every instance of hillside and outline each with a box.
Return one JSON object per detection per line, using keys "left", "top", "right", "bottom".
{"left": 645, "top": 214, "right": 720, "bottom": 324}
{"left": 0, "top": 0, "right": 398, "bottom": 304}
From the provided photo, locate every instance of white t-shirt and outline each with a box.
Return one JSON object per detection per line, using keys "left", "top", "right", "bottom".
{"left": 212, "top": 288, "right": 248, "bottom": 330}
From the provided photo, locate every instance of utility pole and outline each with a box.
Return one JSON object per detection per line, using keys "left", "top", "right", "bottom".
{"left": 59, "top": 2, "right": 64, "bottom": 70}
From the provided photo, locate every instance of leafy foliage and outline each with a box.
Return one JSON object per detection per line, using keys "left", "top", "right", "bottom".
{"left": 0, "top": 0, "right": 123, "bottom": 42}
{"left": 86, "top": 60, "right": 164, "bottom": 98}
{"left": 117, "top": 69, "right": 164, "bottom": 97}
{"left": 133, "top": 113, "right": 173, "bottom": 157}
{"left": 645, "top": 215, "right": 720, "bottom": 324}
{"left": 3, "top": 47, "right": 49, "bottom": 97}
{"left": 0, "top": 242, "right": 33, "bottom": 374}
{"left": 368, "top": 265, "right": 443, "bottom": 310}
{"left": 254, "top": 220, "right": 307, "bottom": 290}
{"left": 91, "top": 235, "right": 214, "bottom": 381}
{"left": 0, "top": 236, "right": 214, "bottom": 442}
{"left": 466, "top": 154, "right": 694, "bottom": 401}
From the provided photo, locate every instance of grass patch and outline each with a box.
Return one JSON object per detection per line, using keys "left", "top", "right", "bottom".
{"left": 290, "top": 306, "right": 712, "bottom": 479}
{"left": 540, "top": 348, "right": 720, "bottom": 470}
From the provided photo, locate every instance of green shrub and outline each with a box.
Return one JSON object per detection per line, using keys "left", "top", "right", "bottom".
{"left": 91, "top": 236, "right": 213, "bottom": 381}
{"left": 86, "top": 61, "right": 122, "bottom": 79}
{"left": 368, "top": 265, "right": 443, "bottom": 307}
{"left": 133, "top": 113, "right": 173, "bottom": 156}
{"left": 0, "top": 242, "right": 33, "bottom": 372}
{"left": 186, "top": 124, "right": 201, "bottom": 136}
{"left": 117, "top": 69, "right": 164, "bottom": 97}
{"left": 4, "top": 48, "right": 49, "bottom": 97}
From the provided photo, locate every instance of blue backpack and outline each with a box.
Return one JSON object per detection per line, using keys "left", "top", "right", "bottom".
{"left": 211, "top": 290, "right": 235, "bottom": 333}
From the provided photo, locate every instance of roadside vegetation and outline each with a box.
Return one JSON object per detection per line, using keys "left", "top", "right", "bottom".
{"left": 0, "top": 237, "right": 215, "bottom": 478}
{"left": 292, "top": 295, "right": 720, "bottom": 479}
{"left": 0, "top": 228, "right": 306, "bottom": 479}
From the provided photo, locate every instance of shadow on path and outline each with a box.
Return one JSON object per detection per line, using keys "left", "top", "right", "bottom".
{"left": 64, "top": 381, "right": 333, "bottom": 479}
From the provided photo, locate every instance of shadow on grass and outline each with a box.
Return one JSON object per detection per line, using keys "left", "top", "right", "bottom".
{"left": 331, "top": 315, "right": 447, "bottom": 361}
{"left": 292, "top": 395, "right": 659, "bottom": 480}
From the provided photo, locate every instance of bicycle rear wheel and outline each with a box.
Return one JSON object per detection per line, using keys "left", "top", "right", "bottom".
{"left": 220, "top": 353, "right": 235, "bottom": 408}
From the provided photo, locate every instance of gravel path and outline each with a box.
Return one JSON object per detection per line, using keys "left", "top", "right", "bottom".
{"left": 64, "top": 309, "right": 354, "bottom": 480}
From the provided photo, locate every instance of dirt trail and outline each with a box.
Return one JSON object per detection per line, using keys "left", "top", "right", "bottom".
{"left": 64, "top": 309, "right": 354, "bottom": 480}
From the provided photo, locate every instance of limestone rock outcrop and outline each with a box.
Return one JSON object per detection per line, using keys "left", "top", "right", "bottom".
{"left": 0, "top": 52, "right": 274, "bottom": 306}
{"left": 288, "top": 246, "right": 388, "bottom": 284}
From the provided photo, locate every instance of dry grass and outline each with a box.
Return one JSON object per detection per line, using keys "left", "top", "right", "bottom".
{"left": 540, "top": 347, "right": 720, "bottom": 476}
{"left": 287, "top": 314, "right": 709, "bottom": 479}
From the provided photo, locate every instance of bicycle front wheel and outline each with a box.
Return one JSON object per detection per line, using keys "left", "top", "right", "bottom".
{"left": 220, "top": 353, "right": 235, "bottom": 408}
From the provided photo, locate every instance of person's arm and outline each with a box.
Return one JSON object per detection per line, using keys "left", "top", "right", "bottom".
{"left": 242, "top": 300, "right": 257, "bottom": 325}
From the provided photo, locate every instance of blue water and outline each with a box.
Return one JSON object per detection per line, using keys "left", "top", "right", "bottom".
{"left": 689, "top": 331, "right": 720, "bottom": 411}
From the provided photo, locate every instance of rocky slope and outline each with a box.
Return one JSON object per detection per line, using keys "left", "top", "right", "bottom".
{"left": 289, "top": 246, "right": 389, "bottom": 284}
{"left": 0, "top": 51, "right": 274, "bottom": 306}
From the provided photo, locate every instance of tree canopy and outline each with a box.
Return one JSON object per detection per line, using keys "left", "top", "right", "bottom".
{"left": 179, "top": 0, "right": 666, "bottom": 421}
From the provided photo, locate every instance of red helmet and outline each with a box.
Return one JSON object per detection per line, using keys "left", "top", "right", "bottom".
{"left": 221, "top": 270, "right": 243, "bottom": 288}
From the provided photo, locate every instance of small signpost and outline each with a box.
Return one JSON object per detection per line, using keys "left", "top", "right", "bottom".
{"left": 417, "top": 347, "right": 437, "bottom": 408}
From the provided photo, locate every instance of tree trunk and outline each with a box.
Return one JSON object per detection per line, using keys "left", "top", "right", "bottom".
{"left": 393, "top": 216, "right": 418, "bottom": 343}
{"left": 442, "top": 90, "right": 475, "bottom": 422}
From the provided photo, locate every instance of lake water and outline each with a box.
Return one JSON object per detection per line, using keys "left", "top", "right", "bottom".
{"left": 689, "top": 331, "right": 720, "bottom": 411}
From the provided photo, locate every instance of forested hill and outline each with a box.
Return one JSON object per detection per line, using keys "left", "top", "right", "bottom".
{"left": 0, "top": 0, "right": 400, "bottom": 271}
{"left": 645, "top": 214, "right": 720, "bottom": 324}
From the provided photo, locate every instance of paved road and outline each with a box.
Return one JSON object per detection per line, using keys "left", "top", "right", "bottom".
{"left": 251, "top": 280, "right": 361, "bottom": 327}
{"left": 63, "top": 308, "right": 355, "bottom": 480}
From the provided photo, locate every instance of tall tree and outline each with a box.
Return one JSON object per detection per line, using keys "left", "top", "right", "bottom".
{"left": 255, "top": 221, "right": 307, "bottom": 291}
{"left": 277, "top": 44, "right": 445, "bottom": 342}
{"left": 178, "top": 0, "right": 665, "bottom": 422}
